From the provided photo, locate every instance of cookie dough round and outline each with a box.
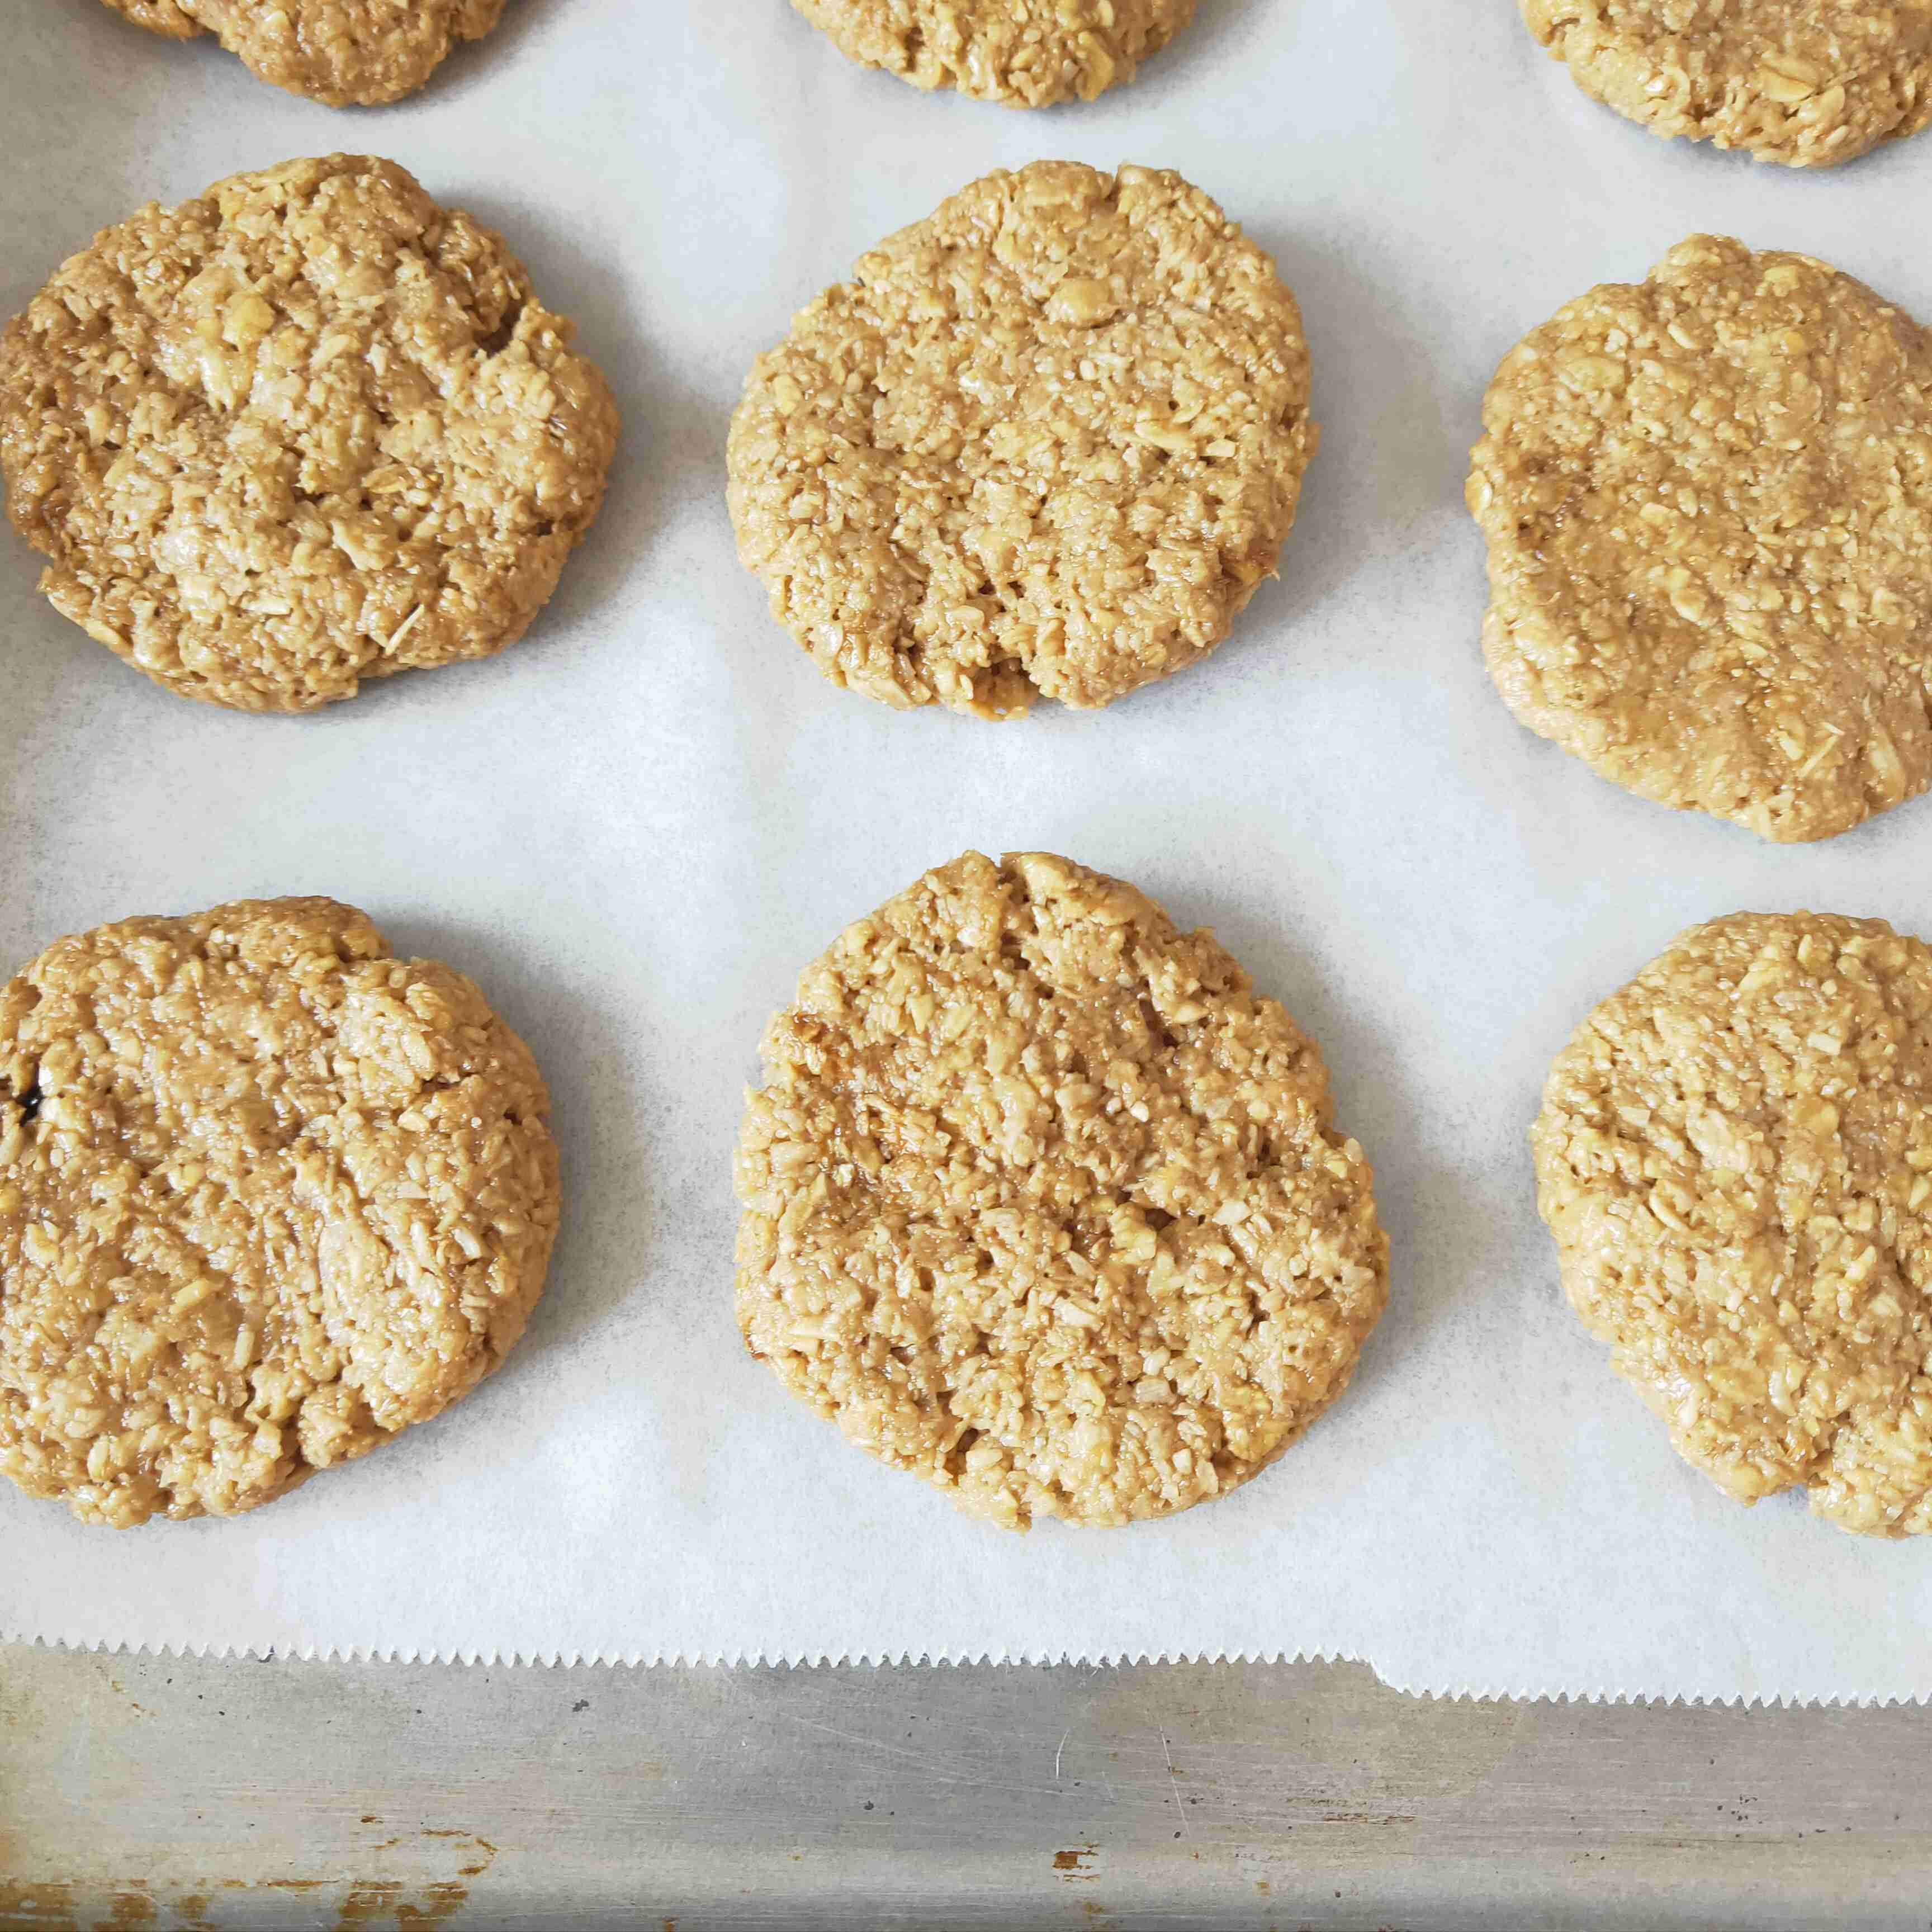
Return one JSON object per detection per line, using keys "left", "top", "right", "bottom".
{"left": 1534, "top": 911, "right": 1932, "bottom": 1536}
{"left": 100, "top": 0, "right": 505, "bottom": 107}
{"left": 0, "top": 898, "right": 560, "bottom": 1528}
{"left": 1521, "top": 0, "right": 1932, "bottom": 167}
{"left": 1469, "top": 235, "right": 1932, "bottom": 844}
{"left": 733, "top": 851, "right": 1388, "bottom": 1528}
{"left": 727, "top": 162, "right": 1316, "bottom": 718}
{"left": 0, "top": 154, "right": 618, "bottom": 713}
{"left": 791, "top": 0, "right": 1195, "bottom": 107}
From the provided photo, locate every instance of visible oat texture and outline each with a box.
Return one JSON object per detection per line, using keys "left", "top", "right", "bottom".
{"left": 1469, "top": 235, "right": 1932, "bottom": 844}
{"left": 0, "top": 153, "right": 617, "bottom": 713}
{"left": 0, "top": 899, "right": 560, "bottom": 1528}
{"left": 790, "top": 0, "right": 1196, "bottom": 106}
{"left": 727, "top": 161, "right": 1315, "bottom": 718}
{"left": 734, "top": 851, "right": 1388, "bottom": 1528}
{"left": 100, "top": 0, "right": 505, "bottom": 106}
{"left": 1522, "top": 0, "right": 1932, "bottom": 165}
{"left": 1535, "top": 911, "right": 1932, "bottom": 1537}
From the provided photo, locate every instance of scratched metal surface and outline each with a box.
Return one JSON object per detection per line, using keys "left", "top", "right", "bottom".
{"left": 3, "top": 1647, "right": 1931, "bottom": 1930}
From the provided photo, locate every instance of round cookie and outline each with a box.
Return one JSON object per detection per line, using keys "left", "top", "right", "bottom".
{"left": 1534, "top": 912, "right": 1932, "bottom": 1537}
{"left": 791, "top": 0, "right": 1195, "bottom": 107}
{"left": 1469, "top": 235, "right": 1932, "bottom": 844}
{"left": 727, "top": 162, "right": 1316, "bottom": 719}
{"left": 99, "top": 0, "right": 505, "bottom": 107}
{"left": 733, "top": 851, "right": 1388, "bottom": 1528}
{"left": 0, "top": 898, "right": 560, "bottom": 1527}
{"left": 1521, "top": 1, "right": 1932, "bottom": 167}
{"left": 0, "top": 154, "right": 618, "bottom": 713}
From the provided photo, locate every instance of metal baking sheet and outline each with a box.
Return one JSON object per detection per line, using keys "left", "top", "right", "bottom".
{"left": 5, "top": 1644, "right": 1932, "bottom": 1930}
{"left": 4, "top": 0, "right": 1932, "bottom": 1703}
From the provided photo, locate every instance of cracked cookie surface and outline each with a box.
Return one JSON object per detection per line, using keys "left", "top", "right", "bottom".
{"left": 1470, "top": 235, "right": 1932, "bottom": 843}
{"left": 0, "top": 898, "right": 560, "bottom": 1527}
{"left": 792, "top": 0, "right": 1196, "bottom": 106}
{"left": 1535, "top": 912, "right": 1932, "bottom": 1536}
{"left": 100, "top": 0, "right": 506, "bottom": 106}
{"left": 734, "top": 851, "right": 1387, "bottom": 1528}
{"left": 1521, "top": 0, "right": 1932, "bottom": 166}
{"left": 0, "top": 154, "right": 617, "bottom": 713}
{"left": 727, "top": 161, "right": 1315, "bottom": 718}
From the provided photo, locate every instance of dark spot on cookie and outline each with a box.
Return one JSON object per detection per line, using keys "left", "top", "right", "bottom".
{"left": 1138, "top": 996, "right": 1177, "bottom": 1051}
{"left": 944, "top": 1427, "right": 981, "bottom": 1478}
{"left": 7, "top": 1072, "right": 41, "bottom": 1125}
{"left": 480, "top": 299, "right": 525, "bottom": 357}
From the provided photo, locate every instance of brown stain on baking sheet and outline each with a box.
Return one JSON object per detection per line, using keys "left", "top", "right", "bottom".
{"left": 332, "top": 1827, "right": 496, "bottom": 1928}
{"left": 334, "top": 1879, "right": 472, "bottom": 1928}
{"left": 0, "top": 1826, "right": 495, "bottom": 1931}
{"left": 0, "top": 1881, "right": 78, "bottom": 1930}
{"left": 423, "top": 1831, "right": 495, "bottom": 1881}
{"left": 1053, "top": 1845, "right": 1098, "bottom": 1875}
{"left": 336, "top": 1882, "right": 403, "bottom": 1925}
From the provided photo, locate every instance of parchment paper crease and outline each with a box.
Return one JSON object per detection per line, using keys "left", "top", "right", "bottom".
{"left": 4, "top": 0, "right": 1931, "bottom": 1703}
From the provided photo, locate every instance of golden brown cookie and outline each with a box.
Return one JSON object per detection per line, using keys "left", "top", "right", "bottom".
{"left": 0, "top": 154, "right": 618, "bottom": 713}
{"left": 1521, "top": 1, "right": 1932, "bottom": 167}
{"left": 728, "top": 162, "right": 1315, "bottom": 719}
{"left": 1534, "top": 911, "right": 1932, "bottom": 1537}
{"left": 99, "top": 0, "right": 506, "bottom": 107}
{"left": 1470, "top": 235, "right": 1932, "bottom": 843}
{"left": 0, "top": 898, "right": 560, "bottom": 1528}
{"left": 734, "top": 851, "right": 1388, "bottom": 1528}
{"left": 792, "top": 0, "right": 1195, "bottom": 107}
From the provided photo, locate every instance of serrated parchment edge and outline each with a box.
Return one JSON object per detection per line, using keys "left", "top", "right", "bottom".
{"left": 3, "top": 1627, "right": 1926, "bottom": 1708}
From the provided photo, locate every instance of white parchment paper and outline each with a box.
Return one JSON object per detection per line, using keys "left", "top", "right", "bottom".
{"left": 6, "top": 0, "right": 1932, "bottom": 1703}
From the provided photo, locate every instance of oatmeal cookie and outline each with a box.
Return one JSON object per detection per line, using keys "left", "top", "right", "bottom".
{"left": 727, "top": 161, "right": 1315, "bottom": 718}
{"left": 792, "top": 0, "right": 1195, "bottom": 107}
{"left": 1470, "top": 235, "right": 1932, "bottom": 842}
{"left": 733, "top": 851, "right": 1388, "bottom": 1528}
{"left": 0, "top": 154, "right": 618, "bottom": 713}
{"left": 0, "top": 898, "right": 560, "bottom": 1527}
{"left": 1521, "top": 0, "right": 1932, "bottom": 167}
{"left": 1535, "top": 911, "right": 1932, "bottom": 1536}
{"left": 99, "top": 0, "right": 505, "bottom": 107}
